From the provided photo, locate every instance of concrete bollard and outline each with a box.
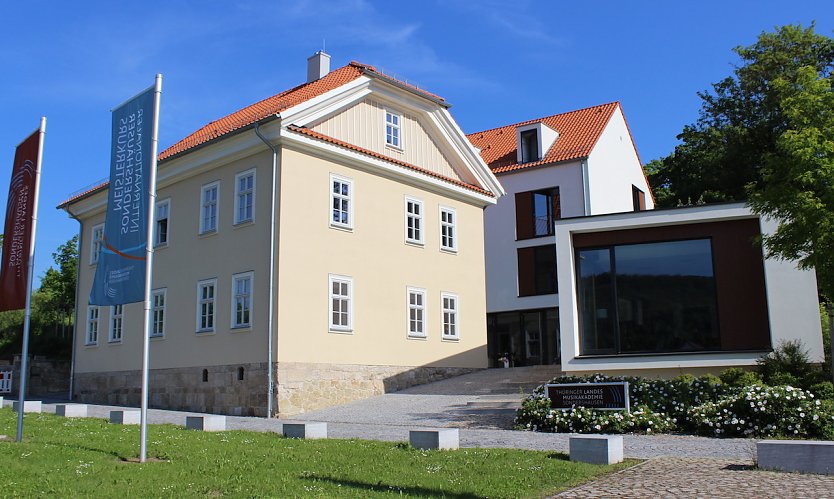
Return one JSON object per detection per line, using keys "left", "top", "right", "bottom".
{"left": 282, "top": 422, "right": 328, "bottom": 439}
{"left": 12, "top": 400, "right": 42, "bottom": 413}
{"left": 569, "top": 435, "right": 624, "bottom": 465}
{"left": 186, "top": 415, "right": 227, "bottom": 432}
{"left": 55, "top": 404, "right": 88, "bottom": 418}
{"left": 758, "top": 440, "right": 834, "bottom": 475}
{"left": 109, "top": 410, "right": 141, "bottom": 425}
{"left": 409, "top": 429, "right": 459, "bottom": 450}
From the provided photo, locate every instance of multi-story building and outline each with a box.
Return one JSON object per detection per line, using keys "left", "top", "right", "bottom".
{"left": 60, "top": 53, "right": 504, "bottom": 417}
{"left": 467, "top": 103, "right": 653, "bottom": 367}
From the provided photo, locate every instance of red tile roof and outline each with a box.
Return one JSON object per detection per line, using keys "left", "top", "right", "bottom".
{"left": 466, "top": 102, "right": 619, "bottom": 174}
{"left": 158, "top": 62, "right": 366, "bottom": 161}
{"left": 287, "top": 125, "right": 493, "bottom": 197}
{"left": 60, "top": 60, "right": 452, "bottom": 207}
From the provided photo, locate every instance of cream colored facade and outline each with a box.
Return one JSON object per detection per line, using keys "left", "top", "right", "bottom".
{"left": 63, "top": 65, "right": 503, "bottom": 416}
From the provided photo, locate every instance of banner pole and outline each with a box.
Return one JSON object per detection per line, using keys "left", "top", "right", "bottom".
{"left": 16, "top": 117, "right": 46, "bottom": 442}
{"left": 139, "top": 75, "right": 162, "bottom": 463}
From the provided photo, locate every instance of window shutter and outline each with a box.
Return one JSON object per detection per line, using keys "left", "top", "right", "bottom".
{"left": 515, "top": 192, "right": 533, "bottom": 240}
{"left": 517, "top": 247, "right": 536, "bottom": 296}
{"left": 551, "top": 187, "right": 561, "bottom": 220}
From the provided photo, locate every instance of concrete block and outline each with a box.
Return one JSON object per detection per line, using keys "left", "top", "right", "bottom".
{"left": 758, "top": 440, "right": 834, "bottom": 475}
{"left": 283, "top": 422, "right": 327, "bottom": 439}
{"left": 55, "top": 404, "right": 88, "bottom": 418}
{"left": 12, "top": 400, "right": 42, "bottom": 413}
{"left": 109, "top": 410, "right": 141, "bottom": 425}
{"left": 569, "top": 435, "right": 624, "bottom": 465}
{"left": 186, "top": 415, "right": 226, "bottom": 432}
{"left": 0, "top": 396, "right": 4, "bottom": 407}
{"left": 409, "top": 429, "right": 459, "bottom": 450}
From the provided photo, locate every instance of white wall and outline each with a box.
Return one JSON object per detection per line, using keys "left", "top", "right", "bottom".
{"left": 483, "top": 161, "right": 584, "bottom": 313}
{"left": 554, "top": 203, "right": 824, "bottom": 373}
{"left": 587, "top": 106, "right": 654, "bottom": 214}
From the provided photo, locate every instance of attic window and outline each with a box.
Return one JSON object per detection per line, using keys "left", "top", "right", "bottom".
{"left": 385, "top": 111, "right": 402, "bottom": 149}
{"left": 520, "top": 129, "right": 538, "bottom": 163}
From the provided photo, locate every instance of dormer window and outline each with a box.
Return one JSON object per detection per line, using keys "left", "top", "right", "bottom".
{"left": 520, "top": 129, "right": 539, "bottom": 163}
{"left": 516, "top": 122, "right": 559, "bottom": 165}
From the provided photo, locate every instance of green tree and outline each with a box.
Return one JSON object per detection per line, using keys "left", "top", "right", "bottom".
{"left": 646, "top": 24, "right": 834, "bottom": 207}
{"left": 746, "top": 66, "right": 834, "bottom": 300}
{"left": 0, "top": 236, "right": 78, "bottom": 358}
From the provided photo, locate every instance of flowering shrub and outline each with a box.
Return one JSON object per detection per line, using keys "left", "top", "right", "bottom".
{"left": 514, "top": 373, "right": 834, "bottom": 438}
{"left": 514, "top": 394, "right": 673, "bottom": 434}
{"left": 688, "top": 385, "right": 834, "bottom": 439}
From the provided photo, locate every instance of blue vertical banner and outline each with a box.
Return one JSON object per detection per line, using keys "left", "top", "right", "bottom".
{"left": 90, "top": 85, "right": 156, "bottom": 305}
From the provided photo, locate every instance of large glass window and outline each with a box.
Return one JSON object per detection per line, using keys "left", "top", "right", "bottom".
{"left": 577, "top": 239, "right": 719, "bottom": 355}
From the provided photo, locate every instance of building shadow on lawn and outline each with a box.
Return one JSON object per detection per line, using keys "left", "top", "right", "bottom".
{"left": 301, "top": 475, "right": 481, "bottom": 498}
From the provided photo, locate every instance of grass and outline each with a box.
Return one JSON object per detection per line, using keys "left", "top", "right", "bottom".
{"left": 0, "top": 408, "right": 633, "bottom": 498}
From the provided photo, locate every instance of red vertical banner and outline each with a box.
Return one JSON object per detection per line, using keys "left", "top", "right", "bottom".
{"left": 0, "top": 130, "right": 41, "bottom": 311}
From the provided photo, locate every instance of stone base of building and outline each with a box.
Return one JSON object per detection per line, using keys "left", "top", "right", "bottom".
{"left": 73, "top": 363, "right": 269, "bottom": 417}
{"left": 72, "top": 362, "right": 479, "bottom": 418}
{"left": 275, "top": 362, "right": 479, "bottom": 416}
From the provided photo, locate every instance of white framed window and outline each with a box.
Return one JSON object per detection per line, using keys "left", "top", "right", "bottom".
{"left": 330, "top": 174, "right": 353, "bottom": 229}
{"left": 200, "top": 182, "right": 219, "bottom": 234}
{"left": 231, "top": 272, "right": 253, "bottom": 329}
{"left": 109, "top": 304, "right": 123, "bottom": 343}
{"left": 407, "top": 287, "right": 426, "bottom": 338}
{"left": 151, "top": 288, "right": 166, "bottom": 338}
{"left": 86, "top": 306, "right": 99, "bottom": 345}
{"left": 329, "top": 274, "right": 352, "bottom": 332}
{"left": 441, "top": 292, "right": 459, "bottom": 340}
{"left": 405, "top": 197, "right": 424, "bottom": 245}
{"left": 155, "top": 199, "right": 170, "bottom": 247}
{"left": 385, "top": 110, "right": 402, "bottom": 149}
{"left": 234, "top": 170, "right": 256, "bottom": 225}
{"left": 440, "top": 206, "right": 457, "bottom": 252}
{"left": 196, "top": 279, "right": 217, "bottom": 333}
{"left": 90, "top": 223, "right": 104, "bottom": 264}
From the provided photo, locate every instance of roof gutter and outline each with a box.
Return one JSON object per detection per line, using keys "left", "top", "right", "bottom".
{"left": 253, "top": 119, "right": 280, "bottom": 418}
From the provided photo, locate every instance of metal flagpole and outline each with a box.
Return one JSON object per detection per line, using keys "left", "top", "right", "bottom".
{"left": 139, "top": 75, "right": 162, "bottom": 462}
{"left": 16, "top": 117, "right": 46, "bottom": 442}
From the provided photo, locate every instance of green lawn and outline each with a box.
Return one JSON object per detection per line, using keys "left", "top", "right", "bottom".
{"left": 0, "top": 408, "right": 631, "bottom": 498}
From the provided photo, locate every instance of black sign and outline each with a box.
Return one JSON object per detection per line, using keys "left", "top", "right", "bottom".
{"left": 545, "top": 382, "right": 630, "bottom": 411}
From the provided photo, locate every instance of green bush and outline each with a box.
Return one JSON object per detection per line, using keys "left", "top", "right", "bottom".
{"left": 758, "top": 340, "right": 824, "bottom": 390}
{"left": 515, "top": 370, "right": 834, "bottom": 438}
{"left": 719, "top": 367, "right": 763, "bottom": 387}
{"left": 514, "top": 398, "right": 675, "bottom": 434}
{"left": 809, "top": 381, "right": 834, "bottom": 400}
{"left": 688, "top": 385, "right": 834, "bottom": 439}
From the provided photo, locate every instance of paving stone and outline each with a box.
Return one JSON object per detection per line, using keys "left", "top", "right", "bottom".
{"left": 554, "top": 457, "right": 834, "bottom": 498}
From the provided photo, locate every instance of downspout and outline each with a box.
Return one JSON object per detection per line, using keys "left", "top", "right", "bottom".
{"left": 580, "top": 158, "right": 591, "bottom": 216}
{"left": 65, "top": 208, "right": 83, "bottom": 401}
{"left": 254, "top": 121, "right": 279, "bottom": 418}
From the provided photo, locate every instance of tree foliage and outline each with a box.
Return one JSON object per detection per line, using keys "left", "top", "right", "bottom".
{"left": 646, "top": 24, "right": 834, "bottom": 207}
{"left": 0, "top": 235, "right": 78, "bottom": 358}
{"left": 746, "top": 65, "right": 834, "bottom": 300}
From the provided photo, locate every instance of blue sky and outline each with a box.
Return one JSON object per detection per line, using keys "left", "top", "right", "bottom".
{"left": 1, "top": 0, "right": 831, "bottom": 282}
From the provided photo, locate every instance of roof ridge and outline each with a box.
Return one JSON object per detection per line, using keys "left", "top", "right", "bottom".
{"left": 467, "top": 101, "right": 620, "bottom": 137}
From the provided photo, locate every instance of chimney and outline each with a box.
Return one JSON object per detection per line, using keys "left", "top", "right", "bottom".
{"left": 307, "top": 51, "right": 331, "bottom": 82}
